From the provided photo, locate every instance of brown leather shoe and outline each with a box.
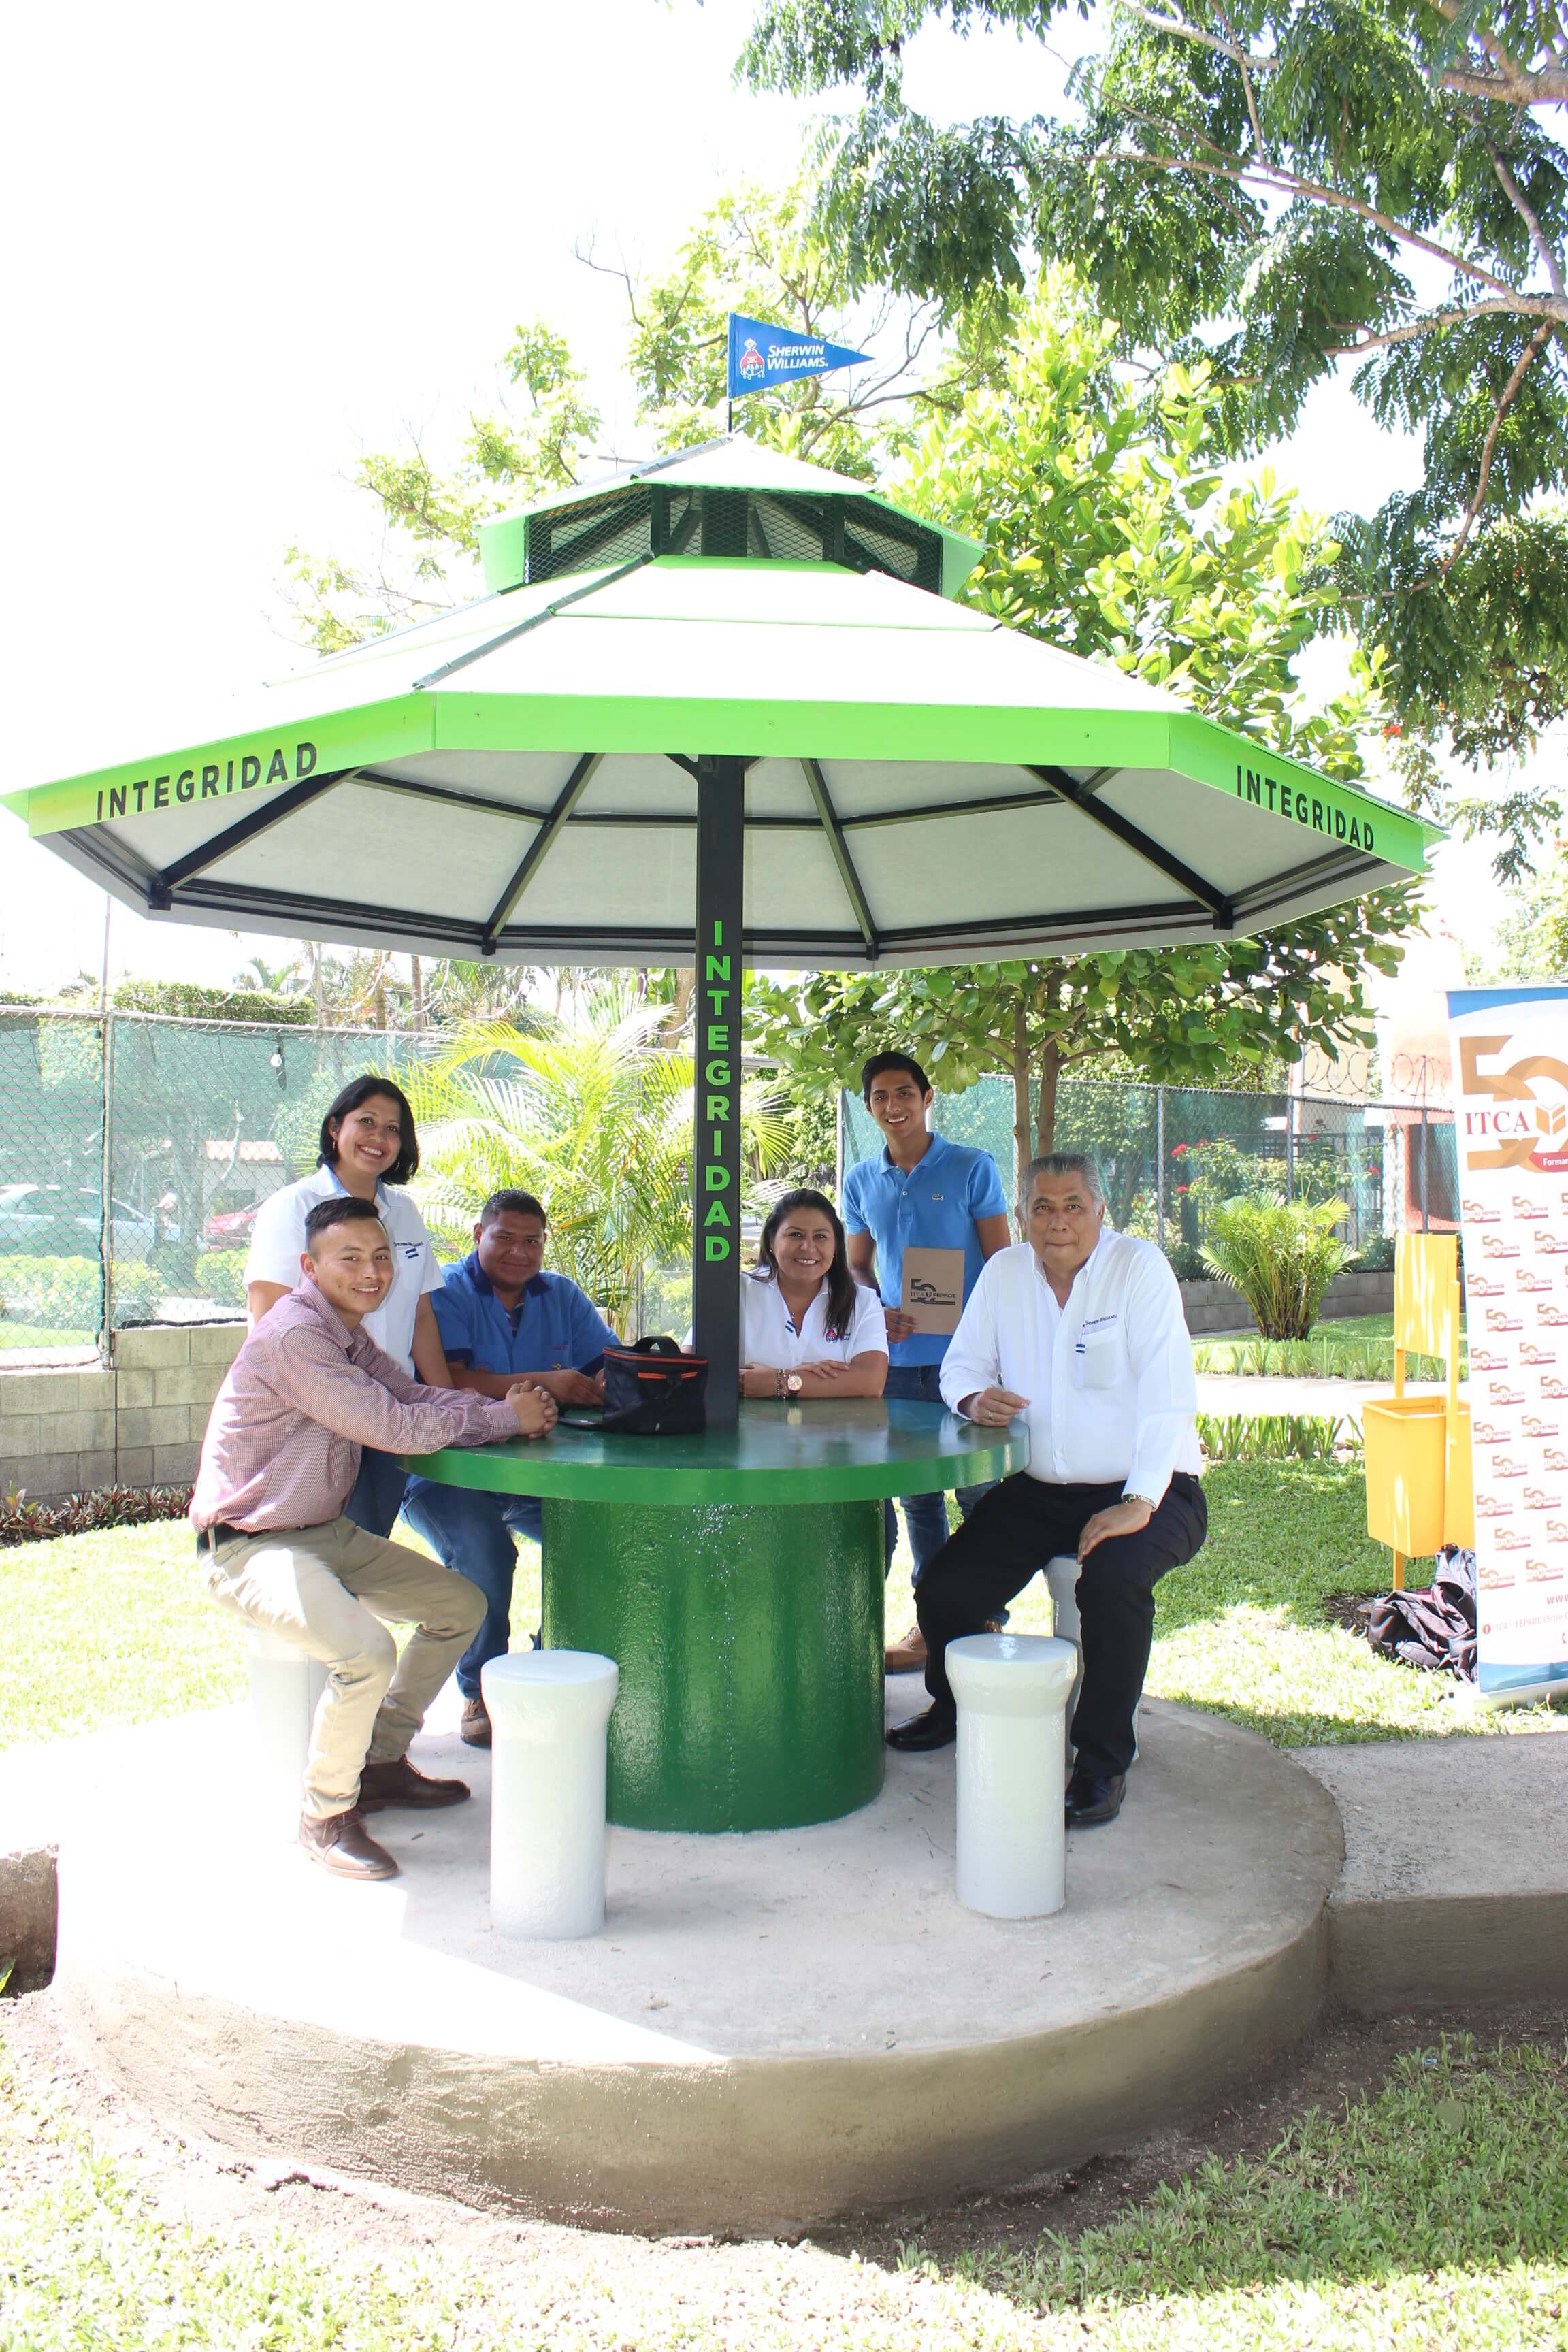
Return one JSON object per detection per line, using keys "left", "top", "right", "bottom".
{"left": 884, "top": 1622, "right": 927, "bottom": 1673}
{"left": 358, "top": 1754, "right": 471, "bottom": 1811}
{"left": 459, "top": 1694, "right": 492, "bottom": 1748}
{"left": 299, "top": 1807, "right": 399, "bottom": 1880}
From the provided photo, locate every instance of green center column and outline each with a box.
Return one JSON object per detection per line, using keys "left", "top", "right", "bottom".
{"left": 691, "top": 752, "right": 746, "bottom": 1427}
{"left": 542, "top": 1490, "right": 885, "bottom": 1832}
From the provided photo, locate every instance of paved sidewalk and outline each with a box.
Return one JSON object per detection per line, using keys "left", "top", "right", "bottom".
{"left": 1196, "top": 1372, "right": 1465, "bottom": 1424}
{"left": 1296, "top": 1729, "right": 1568, "bottom": 2007}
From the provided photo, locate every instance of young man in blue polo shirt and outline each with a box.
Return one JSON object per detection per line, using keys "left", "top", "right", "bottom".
{"left": 843, "top": 1052, "right": 1013, "bottom": 1673}
{"left": 401, "top": 1190, "right": 619, "bottom": 1746}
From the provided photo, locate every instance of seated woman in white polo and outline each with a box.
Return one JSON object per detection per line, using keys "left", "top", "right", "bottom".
{"left": 738, "top": 1190, "right": 888, "bottom": 1400}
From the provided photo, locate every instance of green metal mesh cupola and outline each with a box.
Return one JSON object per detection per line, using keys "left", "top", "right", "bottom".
{"left": 476, "top": 435, "right": 985, "bottom": 601}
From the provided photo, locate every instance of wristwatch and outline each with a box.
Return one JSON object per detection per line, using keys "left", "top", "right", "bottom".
{"left": 1121, "top": 1491, "right": 1158, "bottom": 1510}
{"left": 787, "top": 1371, "right": 805, "bottom": 1394}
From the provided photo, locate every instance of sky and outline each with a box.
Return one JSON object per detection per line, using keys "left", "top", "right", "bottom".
{"left": 0, "top": 0, "right": 1552, "bottom": 998}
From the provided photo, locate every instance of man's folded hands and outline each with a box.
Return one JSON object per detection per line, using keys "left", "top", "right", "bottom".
{"left": 506, "top": 1379, "right": 558, "bottom": 1439}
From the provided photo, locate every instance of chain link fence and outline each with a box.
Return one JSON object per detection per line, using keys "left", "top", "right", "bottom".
{"left": 0, "top": 1005, "right": 1460, "bottom": 1356}
{"left": 842, "top": 1074, "right": 1458, "bottom": 1264}
{"left": 0, "top": 1008, "right": 440, "bottom": 1352}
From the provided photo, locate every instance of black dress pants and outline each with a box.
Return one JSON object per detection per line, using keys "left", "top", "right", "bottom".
{"left": 914, "top": 1471, "right": 1207, "bottom": 1777}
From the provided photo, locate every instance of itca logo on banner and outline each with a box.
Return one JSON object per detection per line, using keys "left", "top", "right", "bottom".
{"left": 1460, "top": 1035, "right": 1568, "bottom": 1175}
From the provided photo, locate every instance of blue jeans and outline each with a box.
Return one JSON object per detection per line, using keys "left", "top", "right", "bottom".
{"left": 882, "top": 1362, "right": 998, "bottom": 1589}
{"left": 402, "top": 1478, "right": 544, "bottom": 1699}
{"left": 346, "top": 1446, "right": 410, "bottom": 1539}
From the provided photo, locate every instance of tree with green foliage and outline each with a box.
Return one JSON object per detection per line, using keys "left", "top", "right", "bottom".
{"left": 590, "top": 175, "right": 964, "bottom": 469}
{"left": 284, "top": 180, "right": 995, "bottom": 657}
{"left": 740, "top": 0, "right": 1568, "bottom": 875}
{"left": 1489, "top": 832, "right": 1568, "bottom": 977}
{"left": 284, "top": 325, "right": 604, "bottom": 656}
{"left": 752, "top": 292, "right": 1420, "bottom": 1169}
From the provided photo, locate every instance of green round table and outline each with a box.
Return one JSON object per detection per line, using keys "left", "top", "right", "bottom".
{"left": 403, "top": 1399, "right": 1024, "bottom": 1833}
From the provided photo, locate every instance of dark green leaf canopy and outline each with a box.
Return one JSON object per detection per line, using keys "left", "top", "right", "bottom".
{"left": 741, "top": 0, "right": 1568, "bottom": 866}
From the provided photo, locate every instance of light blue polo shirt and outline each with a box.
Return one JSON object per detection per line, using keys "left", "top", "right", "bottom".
{"left": 429, "top": 1252, "right": 619, "bottom": 1378}
{"left": 841, "top": 1132, "right": 1009, "bottom": 1367}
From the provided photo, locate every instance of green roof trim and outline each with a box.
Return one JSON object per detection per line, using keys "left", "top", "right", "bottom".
{"left": 8, "top": 683, "right": 1428, "bottom": 879}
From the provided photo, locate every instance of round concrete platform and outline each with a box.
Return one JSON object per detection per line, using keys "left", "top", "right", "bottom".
{"left": 54, "top": 1690, "right": 1341, "bottom": 2236}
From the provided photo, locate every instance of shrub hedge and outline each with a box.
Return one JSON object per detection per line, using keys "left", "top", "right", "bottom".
{"left": 193, "top": 1250, "right": 248, "bottom": 1308}
{"left": 0, "top": 1482, "right": 193, "bottom": 1546}
{"left": 0, "top": 1253, "right": 171, "bottom": 1333}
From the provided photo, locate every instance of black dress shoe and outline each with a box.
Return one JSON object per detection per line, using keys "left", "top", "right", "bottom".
{"left": 1064, "top": 1769, "right": 1126, "bottom": 1827}
{"left": 885, "top": 1704, "right": 958, "bottom": 1752}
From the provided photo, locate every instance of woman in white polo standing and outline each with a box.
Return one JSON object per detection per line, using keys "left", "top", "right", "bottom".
{"left": 244, "top": 1073, "right": 448, "bottom": 1535}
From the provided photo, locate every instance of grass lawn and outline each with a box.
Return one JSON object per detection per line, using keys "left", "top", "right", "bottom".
{"left": 1193, "top": 1311, "right": 1466, "bottom": 1382}
{"left": 3, "top": 2025, "right": 1566, "bottom": 2350}
{"left": 915, "top": 2035, "right": 1568, "bottom": 2352}
{"left": 999, "top": 1458, "right": 1505, "bottom": 1746}
{"left": 0, "top": 1522, "right": 246, "bottom": 1749}
{"left": 4, "top": 1461, "right": 1557, "bottom": 1752}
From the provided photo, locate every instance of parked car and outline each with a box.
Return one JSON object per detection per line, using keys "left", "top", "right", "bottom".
{"left": 0, "top": 1183, "right": 158, "bottom": 1260}
{"left": 202, "top": 1202, "right": 260, "bottom": 1247}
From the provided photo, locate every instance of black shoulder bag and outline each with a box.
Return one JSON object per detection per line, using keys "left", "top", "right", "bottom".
{"left": 561, "top": 1336, "right": 708, "bottom": 1436}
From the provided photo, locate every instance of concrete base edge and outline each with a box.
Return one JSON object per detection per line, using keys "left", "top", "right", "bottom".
{"left": 1329, "top": 1891, "right": 1568, "bottom": 2014}
{"left": 0, "top": 1846, "right": 59, "bottom": 1988}
{"left": 56, "top": 1924, "right": 1327, "bottom": 2237}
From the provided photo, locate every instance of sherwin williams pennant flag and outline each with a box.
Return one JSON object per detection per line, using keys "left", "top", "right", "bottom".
{"left": 726, "top": 313, "right": 871, "bottom": 399}
{"left": 1448, "top": 985, "right": 1568, "bottom": 1703}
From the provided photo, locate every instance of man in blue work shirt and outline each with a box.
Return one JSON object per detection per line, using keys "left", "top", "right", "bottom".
{"left": 844, "top": 1052, "right": 1013, "bottom": 1674}
{"left": 402, "top": 1190, "right": 619, "bottom": 1746}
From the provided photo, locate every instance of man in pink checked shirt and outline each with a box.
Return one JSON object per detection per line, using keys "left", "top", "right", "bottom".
{"left": 192, "top": 1193, "right": 557, "bottom": 1883}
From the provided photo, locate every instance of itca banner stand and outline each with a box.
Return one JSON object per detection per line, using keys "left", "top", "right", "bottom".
{"left": 1448, "top": 985, "right": 1568, "bottom": 1705}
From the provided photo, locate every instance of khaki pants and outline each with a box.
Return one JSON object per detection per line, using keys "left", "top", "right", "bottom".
{"left": 200, "top": 1516, "right": 485, "bottom": 1820}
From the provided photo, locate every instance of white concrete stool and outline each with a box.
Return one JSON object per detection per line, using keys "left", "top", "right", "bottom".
{"left": 946, "top": 1633, "right": 1078, "bottom": 1919}
{"left": 1044, "top": 1554, "right": 1084, "bottom": 1727}
{"left": 1045, "top": 1552, "right": 1141, "bottom": 1767}
{"left": 482, "top": 1650, "right": 619, "bottom": 1940}
{"left": 246, "top": 1624, "right": 327, "bottom": 1835}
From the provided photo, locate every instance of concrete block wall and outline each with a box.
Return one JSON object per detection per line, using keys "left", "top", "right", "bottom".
{"left": 1179, "top": 1268, "right": 1396, "bottom": 1338}
{"left": 0, "top": 1324, "right": 244, "bottom": 1500}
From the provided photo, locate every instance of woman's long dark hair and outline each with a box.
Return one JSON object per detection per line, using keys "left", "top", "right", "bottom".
{"left": 317, "top": 1073, "right": 419, "bottom": 1186}
{"left": 755, "top": 1189, "right": 858, "bottom": 1341}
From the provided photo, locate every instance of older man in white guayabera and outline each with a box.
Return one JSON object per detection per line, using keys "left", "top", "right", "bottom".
{"left": 885, "top": 1154, "right": 1207, "bottom": 1830}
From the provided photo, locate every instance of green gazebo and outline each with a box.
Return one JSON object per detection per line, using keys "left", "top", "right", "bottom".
{"left": 5, "top": 437, "right": 1436, "bottom": 1830}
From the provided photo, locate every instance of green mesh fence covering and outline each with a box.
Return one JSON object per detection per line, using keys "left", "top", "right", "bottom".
{"left": 841, "top": 1076, "right": 1456, "bottom": 1261}
{"left": 0, "top": 1007, "right": 1458, "bottom": 1355}
{"left": 0, "top": 1011, "right": 438, "bottom": 1350}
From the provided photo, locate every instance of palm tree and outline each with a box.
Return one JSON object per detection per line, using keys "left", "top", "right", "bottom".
{"left": 1200, "top": 1192, "right": 1353, "bottom": 1342}
{"left": 404, "top": 993, "right": 793, "bottom": 1327}
{"left": 231, "top": 949, "right": 308, "bottom": 996}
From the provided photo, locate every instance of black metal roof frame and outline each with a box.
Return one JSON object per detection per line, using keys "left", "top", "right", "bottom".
{"left": 50, "top": 735, "right": 1387, "bottom": 969}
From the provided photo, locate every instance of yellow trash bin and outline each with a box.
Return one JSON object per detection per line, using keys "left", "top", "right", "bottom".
{"left": 1364, "top": 1394, "right": 1450, "bottom": 1558}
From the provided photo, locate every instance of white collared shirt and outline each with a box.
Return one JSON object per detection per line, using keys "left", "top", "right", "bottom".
{"left": 938, "top": 1233, "right": 1200, "bottom": 1501}
{"left": 244, "top": 1166, "right": 442, "bottom": 1375}
{"left": 740, "top": 1271, "right": 889, "bottom": 1369}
